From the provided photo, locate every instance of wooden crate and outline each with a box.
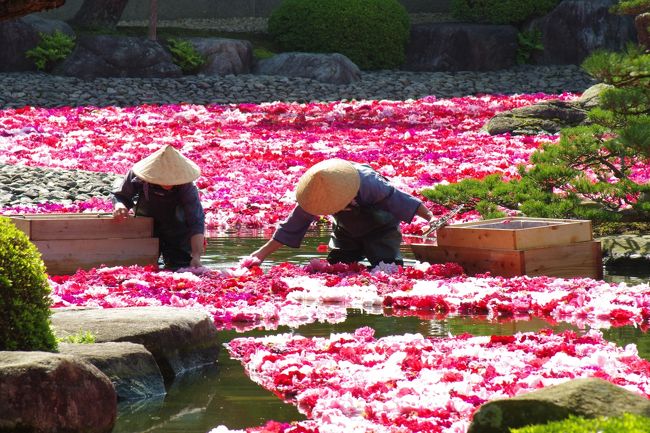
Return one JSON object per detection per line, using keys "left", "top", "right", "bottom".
{"left": 9, "top": 213, "right": 159, "bottom": 275}
{"left": 436, "top": 217, "right": 593, "bottom": 250}
{"left": 411, "top": 217, "right": 602, "bottom": 279}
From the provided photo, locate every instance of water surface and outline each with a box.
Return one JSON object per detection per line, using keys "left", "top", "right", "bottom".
{"left": 113, "top": 234, "right": 650, "bottom": 433}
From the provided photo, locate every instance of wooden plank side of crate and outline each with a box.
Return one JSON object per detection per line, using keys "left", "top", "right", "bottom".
{"left": 12, "top": 216, "right": 154, "bottom": 240}
{"left": 410, "top": 244, "right": 525, "bottom": 278}
{"left": 410, "top": 241, "right": 602, "bottom": 279}
{"left": 33, "top": 238, "right": 160, "bottom": 275}
{"left": 10, "top": 213, "right": 113, "bottom": 219}
{"left": 523, "top": 241, "right": 603, "bottom": 280}
{"left": 513, "top": 220, "right": 592, "bottom": 250}
{"left": 436, "top": 226, "right": 518, "bottom": 250}
{"left": 436, "top": 217, "right": 592, "bottom": 250}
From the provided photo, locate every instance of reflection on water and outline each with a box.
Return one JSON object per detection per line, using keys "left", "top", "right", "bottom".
{"left": 114, "top": 233, "right": 650, "bottom": 433}
{"left": 202, "top": 231, "right": 422, "bottom": 271}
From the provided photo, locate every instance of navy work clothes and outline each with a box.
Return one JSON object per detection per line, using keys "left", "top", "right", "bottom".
{"left": 112, "top": 170, "right": 205, "bottom": 270}
{"left": 273, "top": 163, "right": 422, "bottom": 267}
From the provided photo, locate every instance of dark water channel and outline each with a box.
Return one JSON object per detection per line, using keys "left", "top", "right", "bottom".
{"left": 113, "top": 234, "right": 650, "bottom": 433}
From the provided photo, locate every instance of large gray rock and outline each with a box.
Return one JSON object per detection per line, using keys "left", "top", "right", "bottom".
{"left": 51, "top": 306, "right": 220, "bottom": 382}
{"left": 0, "top": 18, "right": 41, "bottom": 71}
{"left": 0, "top": 351, "right": 116, "bottom": 433}
{"left": 529, "top": 0, "right": 637, "bottom": 65}
{"left": 54, "top": 34, "right": 182, "bottom": 79}
{"left": 0, "top": 16, "right": 72, "bottom": 72}
{"left": 58, "top": 342, "right": 166, "bottom": 401}
{"left": 576, "top": 82, "right": 614, "bottom": 110}
{"left": 484, "top": 82, "right": 615, "bottom": 135}
{"left": 468, "top": 378, "right": 650, "bottom": 433}
{"left": 254, "top": 52, "right": 361, "bottom": 84}
{"left": 186, "top": 37, "right": 254, "bottom": 75}
{"left": 22, "top": 14, "right": 74, "bottom": 37}
{"left": 600, "top": 234, "right": 650, "bottom": 268}
{"left": 404, "top": 23, "right": 518, "bottom": 72}
{"left": 484, "top": 99, "right": 588, "bottom": 135}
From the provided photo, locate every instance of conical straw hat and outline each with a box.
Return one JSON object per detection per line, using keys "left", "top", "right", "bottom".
{"left": 132, "top": 145, "right": 200, "bottom": 186}
{"left": 296, "top": 159, "right": 360, "bottom": 215}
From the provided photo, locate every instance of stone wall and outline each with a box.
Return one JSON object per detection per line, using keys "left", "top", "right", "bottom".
{"left": 37, "top": 0, "right": 451, "bottom": 21}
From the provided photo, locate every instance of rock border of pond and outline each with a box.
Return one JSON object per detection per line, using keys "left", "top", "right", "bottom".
{"left": 467, "top": 377, "right": 650, "bottom": 433}
{"left": 0, "top": 305, "right": 220, "bottom": 433}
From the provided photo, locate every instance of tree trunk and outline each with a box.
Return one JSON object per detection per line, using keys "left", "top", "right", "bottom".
{"left": 148, "top": 0, "right": 158, "bottom": 40}
{"left": 69, "top": 0, "right": 130, "bottom": 29}
{"left": 0, "top": 0, "right": 63, "bottom": 21}
{"left": 635, "top": 13, "right": 650, "bottom": 52}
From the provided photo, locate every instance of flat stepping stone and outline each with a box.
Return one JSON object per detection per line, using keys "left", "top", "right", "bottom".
{"left": 59, "top": 341, "right": 166, "bottom": 401}
{"left": 51, "top": 306, "right": 220, "bottom": 382}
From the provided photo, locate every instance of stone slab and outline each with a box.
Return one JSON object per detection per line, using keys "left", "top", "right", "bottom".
{"left": 59, "top": 341, "right": 166, "bottom": 401}
{"left": 51, "top": 306, "right": 220, "bottom": 383}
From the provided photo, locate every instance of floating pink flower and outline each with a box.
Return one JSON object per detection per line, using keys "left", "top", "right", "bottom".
{"left": 221, "top": 329, "right": 650, "bottom": 433}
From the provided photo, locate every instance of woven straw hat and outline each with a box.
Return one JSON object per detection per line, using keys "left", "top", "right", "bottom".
{"left": 132, "top": 145, "right": 200, "bottom": 186}
{"left": 296, "top": 159, "right": 360, "bottom": 215}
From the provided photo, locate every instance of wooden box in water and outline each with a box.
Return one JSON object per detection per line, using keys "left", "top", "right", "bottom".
{"left": 9, "top": 213, "right": 159, "bottom": 275}
{"left": 411, "top": 217, "right": 602, "bottom": 279}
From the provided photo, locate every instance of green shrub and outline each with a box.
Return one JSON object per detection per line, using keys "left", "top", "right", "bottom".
{"left": 254, "top": 47, "right": 276, "bottom": 60}
{"left": 0, "top": 216, "right": 57, "bottom": 351}
{"left": 268, "top": 0, "right": 410, "bottom": 70}
{"left": 517, "top": 29, "right": 544, "bottom": 64}
{"left": 165, "top": 38, "right": 206, "bottom": 74}
{"left": 450, "top": 0, "right": 560, "bottom": 25}
{"left": 57, "top": 330, "right": 96, "bottom": 344}
{"left": 25, "top": 30, "right": 76, "bottom": 71}
{"left": 510, "top": 413, "right": 650, "bottom": 433}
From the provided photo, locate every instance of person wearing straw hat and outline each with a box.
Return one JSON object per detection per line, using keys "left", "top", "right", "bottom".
{"left": 112, "top": 145, "right": 206, "bottom": 270}
{"left": 249, "top": 158, "right": 435, "bottom": 268}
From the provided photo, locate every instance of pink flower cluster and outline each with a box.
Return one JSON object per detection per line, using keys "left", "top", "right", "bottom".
{"left": 48, "top": 260, "right": 650, "bottom": 332}
{"left": 1, "top": 95, "right": 582, "bottom": 232}
{"left": 219, "top": 328, "right": 650, "bottom": 433}
{"left": 4, "top": 95, "right": 650, "bottom": 433}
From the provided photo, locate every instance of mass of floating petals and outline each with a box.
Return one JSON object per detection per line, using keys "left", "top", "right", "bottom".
{"left": 5, "top": 93, "right": 650, "bottom": 432}
{"left": 215, "top": 328, "right": 650, "bottom": 433}
{"left": 47, "top": 260, "right": 650, "bottom": 332}
{"left": 1, "top": 94, "right": 586, "bottom": 232}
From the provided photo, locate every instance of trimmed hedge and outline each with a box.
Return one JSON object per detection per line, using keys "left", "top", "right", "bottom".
{"left": 451, "top": 0, "right": 560, "bottom": 25}
{"left": 268, "top": 0, "right": 410, "bottom": 70}
{"left": 0, "top": 216, "right": 57, "bottom": 351}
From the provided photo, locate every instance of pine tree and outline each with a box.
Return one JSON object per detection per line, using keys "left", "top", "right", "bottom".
{"left": 423, "top": 1, "right": 650, "bottom": 223}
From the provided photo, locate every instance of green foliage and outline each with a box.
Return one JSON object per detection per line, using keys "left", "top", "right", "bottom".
{"left": 254, "top": 47, "right": 276, "bottom": 60}
{"left": 165, "top": 38, "right": 206, "bottom": 74}
{"left": 510, "top": 413, "right": 650, "bottom": 433}
{"left": 268, "top": 0, "right": 410, "bottom": 70}
{"left": 593, "top": 221, "right": 650, "bottom": 237}
{"left": 57, "top": 330, "right": 96, "bottom": 344}
{"left": 422, "top": 33, "right": 650, "bottom": 223}
{"left": 0, "top": 216, "right": 57, "bottom": 351}
{"left": 517, "top": 29, "right": 544, "bottom": 65}
{"left": 610, "top": 0, "right": 650, "bottom": 15}
{"left": 25, "top": 30, "right": 76, "bottom": 71}
{"left": 582, "top": 45, "right": 650, "bottom": 89}
{"left": 450, "top": 0, "right": 560, "bottom": 25}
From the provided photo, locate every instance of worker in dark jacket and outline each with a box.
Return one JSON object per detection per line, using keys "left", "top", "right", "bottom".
{"left": 250, "top": 158, "right": 435, "bottom": 268}
{"left": 112, "top": 145, "right": 205, "bottom": 270}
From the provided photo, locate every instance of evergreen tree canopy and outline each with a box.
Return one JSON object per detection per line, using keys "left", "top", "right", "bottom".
{"left": 422, "top": 1, "right": 650, "bottom": 223}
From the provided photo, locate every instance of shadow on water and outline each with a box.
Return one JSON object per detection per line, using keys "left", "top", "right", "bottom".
{"left": 114, "top": 233, "right": 650, "bottom": 433}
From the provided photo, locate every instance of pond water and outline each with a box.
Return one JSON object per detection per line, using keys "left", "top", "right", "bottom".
{"left": 113, "top": 233, "right": 650, "bottom": 433}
